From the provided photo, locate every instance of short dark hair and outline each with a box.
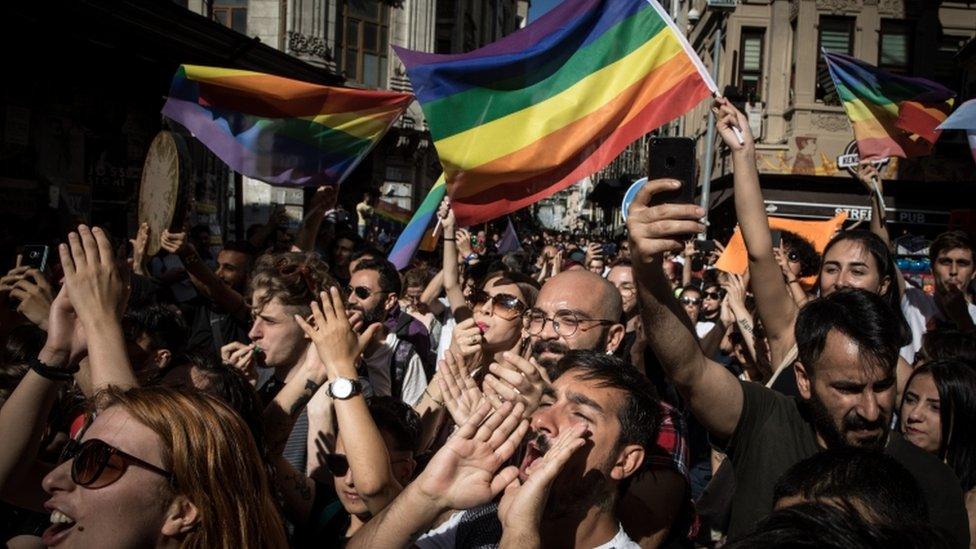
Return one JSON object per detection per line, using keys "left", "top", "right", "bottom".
{"left": 190, "top": 224, "right": 211, "bottom": 239}
{"left": 773, "top": 447, "right": 927, "bottom": 525}
{"left": 920, "top": 329, "right": 976, "bottom": 366}
{"left": 795, "top": 289, "right": 904, "bottom": 376}
{"left": 403, "top": 267, "right": 432, "bottom": 289}
{"left": 929, "top": 230, "right": 974, "bottom": 266}
{"left": 123, "top": 303, "right": 188, "bottom": 354}
{"left": 350, "top": 246, "right": 382, "bottom": 265}
{"left": 369, "top": 396, "right": 422, "bottom": 454}
{"left": 902, "top": 359, "right": 976, "bottom": 491}
{"left": 353, "top": 257, "right": 402, "bottom": 296}
{"left": 782, "top": 230, "right": 820, "bottom": 277}
{"left": 725, "top": 502, "right": 952, "bottom": 549}
{"left": 222, "top": 240, "right": 257, "bottom": 258}
{"left": 550, "top": 351, "right": 661, "bottom": 460}
{"left": 679, "top": 285, "right": 701, "bottom": 297}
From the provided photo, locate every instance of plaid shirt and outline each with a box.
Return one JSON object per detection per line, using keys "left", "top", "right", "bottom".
{"left": 646, "top": 401, "right": 689, "bottom": 480}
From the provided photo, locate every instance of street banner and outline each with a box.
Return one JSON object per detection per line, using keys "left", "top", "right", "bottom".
{"left": 937, "top": 98, "right": 976, "bottom": 165}
{"left": 822, "top": 51, "right": 955, "bottom": 160}
{"left": 394, "top": 0, "right": 716, "bottom": 226}
{"left": 162, "top": 65, "right": 412, "bottom": 187}
{"left": 388, "top": 175, "right": 447, "bottom": 270}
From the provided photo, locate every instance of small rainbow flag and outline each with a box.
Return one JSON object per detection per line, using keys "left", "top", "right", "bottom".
{"left": 823, "top": 51, "right": 955, "bottom": 160}
{"left": 394, "top": 0, "right": 715, "bottom": 226}
{"left": 161, "top": 65, "right": 413, "bottom": 186}
{"left": 388, "top": 175, "right": 446, "bottom": 270}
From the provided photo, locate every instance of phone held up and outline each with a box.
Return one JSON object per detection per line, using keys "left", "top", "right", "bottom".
{"left": 647, "top": 137, "right": 697, "bottom": 241}
{"left": 22, "top": 245, "right": 49, "bottom": 272}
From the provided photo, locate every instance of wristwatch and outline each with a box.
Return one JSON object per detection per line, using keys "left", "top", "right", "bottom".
{"left": 328, "top": 377, "right": 363, "bottom": 400}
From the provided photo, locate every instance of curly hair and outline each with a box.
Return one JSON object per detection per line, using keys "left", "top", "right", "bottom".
{"left": 248, "top": 251, "right": 337, "bottom": 316}
{"left": 782, "top": 230, "right": 821, "bottom": 278}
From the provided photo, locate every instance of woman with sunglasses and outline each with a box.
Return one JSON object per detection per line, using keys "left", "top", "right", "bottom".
{"left": 899, "top": 359, "right": 976, "bottom": 545}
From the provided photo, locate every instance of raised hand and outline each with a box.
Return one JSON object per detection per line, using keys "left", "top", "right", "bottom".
{"left": 159, "top": 228, "right": 192, "bottom": 257}
{"left": 296, "top": 286, "right": 382, "bottom": 376}
{"left": 498, "top": 422, "right": 588, "bottom": 534}
{"left": 485, "top": 351, "right": 550, "bottom": 414}
{"left": 451, "top": 317, "right": 486, "bottom": 368}
{"left": 626, "top": 180, "right": 706, "bottom": 263}
{"left": 44, "top": 284, "right": 86, "bottom": 365}
{"left": 456, "top": 228, "right": 474, "bottom": 259}
{"left": 437, "top": 196, "right": 456, "bottom": 234}
{"left": 438, "top": 348, "right": 486, "bottom": 427}
{"left": 129, "top": 222, "right": 151, "bottom": 275}
{"left": 59, "top": 226, "right": 127, "bottom": 324}
{"left": 856, "top": 163, "right": 883, "bottom": 194}
{"left": 9, "top": 269, "right": 53, "bottom": 329}
{"left": 220, "top": 341, "right": 260, "bottom": 385}
{"left": 311, "top": 185, "right": 338, "bottom": 213}
{"left": 713, "top": 97, "right": 755, "bottom": 152}
{"left": 723, "top": 273, "right": 749, "bottom": 315}
{"left": 417, "top": 400, "right": 529, "bottom": 511}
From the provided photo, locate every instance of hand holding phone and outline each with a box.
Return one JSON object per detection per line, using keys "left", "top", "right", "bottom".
{"left": 22, "top": 245, "right": 49, "bottom": 272}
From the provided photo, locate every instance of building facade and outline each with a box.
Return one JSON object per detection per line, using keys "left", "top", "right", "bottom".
{"left": 680, "top": 0, "right": 976, "bottom": 239}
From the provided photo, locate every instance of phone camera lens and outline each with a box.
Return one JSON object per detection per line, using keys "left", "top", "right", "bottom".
{"left": 665, "top": 156, "right": 676, "bottom": 168}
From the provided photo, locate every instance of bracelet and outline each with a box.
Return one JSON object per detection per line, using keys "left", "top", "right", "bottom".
{"left": 443, "top": 238, "right": 455, "bottom": 242}
{"left": 787, "top": 278, "right": 799, "bottom": 284}
{"left": 30, "top": 357, "right": 79, "bottom": 382}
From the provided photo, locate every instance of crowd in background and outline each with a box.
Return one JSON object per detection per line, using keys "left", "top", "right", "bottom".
{"left": 1, "top": 99, "right": 976, "bottom": 548}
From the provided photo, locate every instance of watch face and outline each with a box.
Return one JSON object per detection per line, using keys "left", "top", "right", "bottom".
{"left": 331, "top": 378, "right": 353, "bottom": 399}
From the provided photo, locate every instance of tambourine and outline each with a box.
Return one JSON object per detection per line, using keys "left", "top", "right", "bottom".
{"left": 138, "top": 131, "right": 194, "bottom": 256}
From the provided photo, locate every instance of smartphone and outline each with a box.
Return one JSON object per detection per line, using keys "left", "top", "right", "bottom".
{"left": 22, "top": 245, "right": 49, "bottom": 271}
{"left": 694, "top": 240, "right": 716, "bottom": 254}
{"left": 647, "top": 137, "right": 697, "bottom": 206}
{"left": 770, "top": 230, "right": 783, "bottom": 248}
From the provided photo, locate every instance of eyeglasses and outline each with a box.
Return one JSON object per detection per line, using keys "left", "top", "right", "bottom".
{"left": 680, "top": 296, "right": 703, "bottom": 306}
{"left": 467, "top": 288, "right": 527, "bottom": 321}
{"left": 703, "top": 289, "right": 726, "bottom": 300}
{"left": 346, "top": 285, "right": 387, "bottom": 300}
{"left": 325, "top": 453, "right": 410, "bottom": 477}
{"left": 276, "top": 259, "right": 316, "bottom": 295}
{"left": 523, "top": 309, "right": 615, "bottom": 338}
{"left": 59, "top": 438, "right": 174, "bottom": 489}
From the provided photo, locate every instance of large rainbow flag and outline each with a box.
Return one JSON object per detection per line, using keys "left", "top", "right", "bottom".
{"left": 394, "top": 0, "right": 716, "bottom": 226}
{"left": 161, "top": 65, "right": 413, "bottom": 186}
{"left": 823, "top": 51, "right": 955, "bottom": 160}
{"left": 388, "top": 175, "right": 446, "bottom": 270}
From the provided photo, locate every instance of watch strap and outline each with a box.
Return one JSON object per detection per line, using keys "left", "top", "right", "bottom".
{"left": 30, "top": 356, "right": 79, "bottom": 382}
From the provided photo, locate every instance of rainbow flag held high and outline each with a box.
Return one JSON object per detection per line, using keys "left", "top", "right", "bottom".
{"left": 375, "top": 199, "right": 413, "bottom": 225}
{"left": 822, "top": 51, "right": 955, "bottom": 160}
{"left": 388, "top": 175, "right": 447, "bottom": 270}
{"left": 394, "top": 0, "right": 716, "bottom": 226}
{"left": 162, "top": 65, "right": 413, "bottom": 186}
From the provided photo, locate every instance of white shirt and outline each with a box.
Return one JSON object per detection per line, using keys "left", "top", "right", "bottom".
{"left": 695, "top": 320, "right": 716, "bottom": 339}
{"left": 362, "top": 331, "right": 428, "bottom": 407}
{"left": 593, "top": 524, "right": 641, "bottom": 549}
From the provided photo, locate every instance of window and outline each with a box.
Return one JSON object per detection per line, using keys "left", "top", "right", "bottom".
{"left": 879, "top": 20, "right": 912, "bottom": 75}
{"left": 816, "top": 16, "right": 854, "bottom": 104}
{"left": 738, "top": 28, "right": 765, "bottom": 102}
{"left": 340, "top": 0, "right": 389, "bottom": 88}
{"left": 935, "top": 34, "right": 970, "bottom": 90}
{"left": 213, "top": 0, "right": 247, "bottom": 34}
{"left": 789, "top": 20, "right": 797, "bottom": 103}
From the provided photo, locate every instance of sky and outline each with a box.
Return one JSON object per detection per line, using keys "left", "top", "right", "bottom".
{"left": 527, "top": 0, "right": 561, "bottom": 22}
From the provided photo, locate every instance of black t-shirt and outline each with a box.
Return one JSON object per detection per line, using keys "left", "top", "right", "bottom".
{"left": 725, "top": 381, "right": 970, "bottom": 547}
{"left": 186, "top": 299, "right": 251, "bottom": 354}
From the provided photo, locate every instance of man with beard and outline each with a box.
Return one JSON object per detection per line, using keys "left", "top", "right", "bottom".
{"left": 626, "top": 178, "right": 969, "bottom": 546}
{"left": 347, "top": 258, "right": 431, "bottom": 406}
{"left": 160, "top": 230, "right": 254, "bottom": 354}
{"left": 346, "top": 351, "right": 660, "bottom": 549}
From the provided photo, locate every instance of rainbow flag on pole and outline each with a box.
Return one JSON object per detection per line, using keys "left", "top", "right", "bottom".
{"left": 162, "top": 65, "right": 413, "bottom": 186}
{"left": 394, "top": 0, "right": 716, "bottom": 226}
{"left": 823, "top": 51, "right": 955, "bottom": 160}
{"left": 388, "top": 175, "right": 446, "bottom": 270}
{"left": 937, "top": 98, "right": 976, "bottom": 165}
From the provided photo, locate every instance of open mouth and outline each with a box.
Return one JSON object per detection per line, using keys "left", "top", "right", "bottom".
{"left": 42, "top": 509, "right": 76, "bottom": 546}
{"left": 519, "top": 436, "right": 550, "bottom": 478}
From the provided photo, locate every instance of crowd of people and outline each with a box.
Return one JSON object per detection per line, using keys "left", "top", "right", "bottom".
{"left": 1, "top": 99, "right": 975, "bottom": 548}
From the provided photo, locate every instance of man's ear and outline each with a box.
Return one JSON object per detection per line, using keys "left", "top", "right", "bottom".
{"left": 160, "top": 495, "right": 199, "bottom": 537}
{"left": 794, "top": 361, "right": 813, "bottom": 399}
{"left": 154, "top": 349, "right": 172, "bottom": 371}
{"left": 605, "top": 324, "right": 626, "bottom": 355}
{"left": 385, "top": 292, "right": 398, "bottom": 313}
{"left": 610, "top": 444, "right": 645, "bottom": 481}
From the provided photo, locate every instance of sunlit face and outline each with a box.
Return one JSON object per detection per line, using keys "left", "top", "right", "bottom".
{"left": 588, "top": 259, "right": 605, "bottom": 276}
{"left": 901, "top": 373, "right": 941, "bottom": 454}
{"left": 347, "top": 269, "right": 393, "bottom": 326}
{"left": 41, "top": 407, "right": 174, "bottom": 549}
{"left": 606, "top": 266, "right": 636, "bottom": 316}
{"left": 332, "top": 432, "right": 414, "bottom": 518}
{"left": 797, "top": 330, "right": 896, "bottom": 449}
{"left": 819, "top": 240, "right": 889, "bottom": 297}
{"left": 472, "top": 276, "right": 527, "bottom": 353}
{"left": 679, "top": 288, "right": 702, "bottom": 322}
{"left": 521, "top": 370, "right": 640, "bottom": 515}
{"left": 701, "top": 285, "right": 724, "bottom": 317}
{"left": 933, "top": 248, "right": 975, "bottom": 296}
{"left": 248, "top": 291, "right": 308, "bottom": 370}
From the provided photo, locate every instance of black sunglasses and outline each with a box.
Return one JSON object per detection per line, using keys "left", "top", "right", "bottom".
{"left": 680, "top": 296, "right": 702, "bottom": 306}
{"left": 703, "top": 289, "right": 726, "bottom": 300}
{"left": 60, "top": 438, "right": 174, "bottom": 489}
{"left": 787, "top": 250, "right": 800, "bottom": 263}
{"left": 346, "top": 285, "right": 387, "bottom": 300}
{"left": 467, "top": 288, "right": 527, "bottom": 320}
